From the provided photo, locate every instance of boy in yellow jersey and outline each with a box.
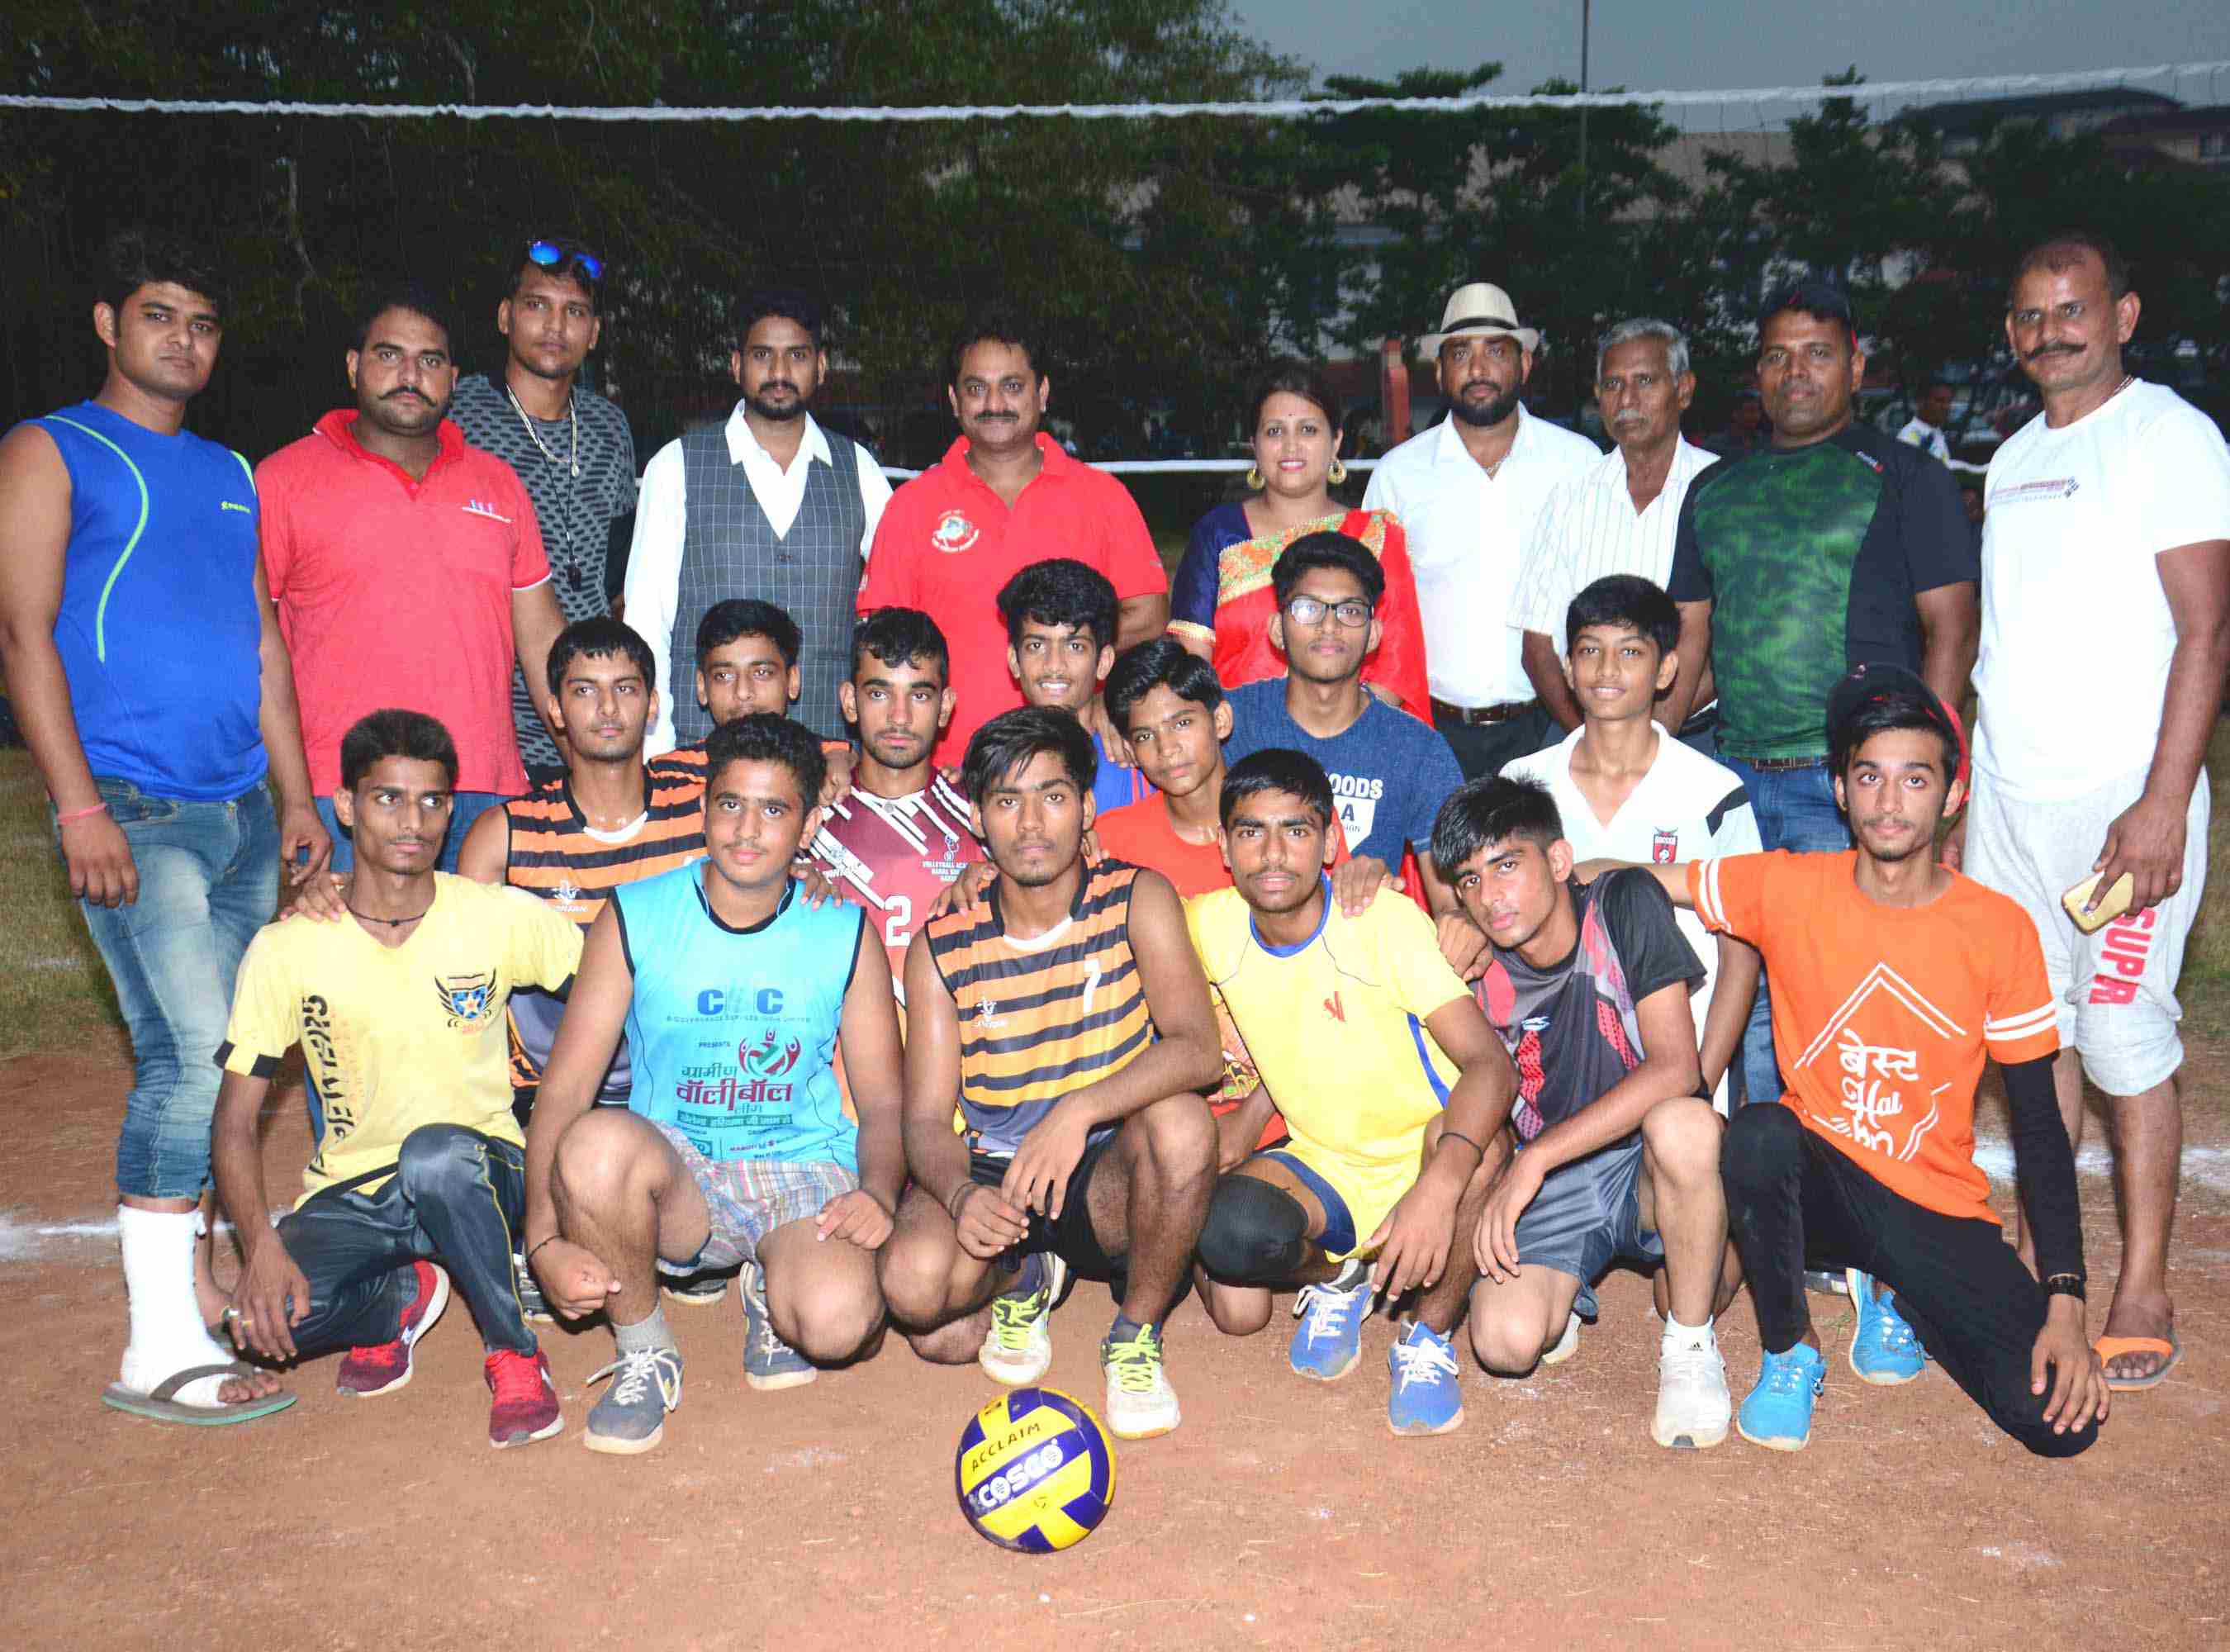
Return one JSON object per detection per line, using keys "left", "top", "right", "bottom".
{"left": 1189, "top": 751, "right": 1516, "bottom": 1436}
{"left": 879, "top": 708, "right": 1223, "bottom": 1441}
{"left": 210, "top": 711, "right": 584, "bottom": 1450}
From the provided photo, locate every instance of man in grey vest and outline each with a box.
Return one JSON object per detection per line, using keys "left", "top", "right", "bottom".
{"left": 625, "top": 289, "right": 891, "bottom": 752}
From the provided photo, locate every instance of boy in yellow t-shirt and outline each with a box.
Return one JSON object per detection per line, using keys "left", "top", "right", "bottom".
{"left": 1188, "top": 751, "right": 1516, "bottom": 1436}
{"left": 209, "top": 711, "right": 582, "bottom": 1450}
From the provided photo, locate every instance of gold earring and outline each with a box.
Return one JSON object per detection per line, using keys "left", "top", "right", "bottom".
{"left": 1327, "top": 458, "right": 1349, "bottom": 485}
{"left": 1246, "top": 465, "right": 1264, "bottom": 491}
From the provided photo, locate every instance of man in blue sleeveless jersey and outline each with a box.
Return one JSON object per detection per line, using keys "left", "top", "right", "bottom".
{"left": 0, "top": 229, "right": 327, "bottom": 1424}
{"left": 523, "top": 714, "right": 906, "bottom": 1454}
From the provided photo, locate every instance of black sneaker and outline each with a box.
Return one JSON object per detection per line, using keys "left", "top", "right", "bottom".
{"left": 514, "top": 1251, "right": 554, "bottom": 1325}
{"left": 662, "top": 1269, "right": 730, "bottom": 1308}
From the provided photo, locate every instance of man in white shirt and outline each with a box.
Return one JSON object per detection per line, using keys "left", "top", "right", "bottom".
{"left": 1511, "top": 319, "right": 1720, "bottom": 754}
{"left": 1950, "top": 230, "right": 2230, "bottom": 1393}
{"left": 1896, "top": 381, "right": 1955, "bottom": 465}
{"left": 625, "top": 289, "right": 891, "bottom": 752}
{"left": 1502, "top": 574, "right": 1760, "bottom": 1113}
{"left": 1364, "top": 281, "right": 1598, "bottom": 780}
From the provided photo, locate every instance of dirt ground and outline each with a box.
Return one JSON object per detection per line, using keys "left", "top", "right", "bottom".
{"left": 6, "top": 1035, "right": 2227, "bottom": 1652}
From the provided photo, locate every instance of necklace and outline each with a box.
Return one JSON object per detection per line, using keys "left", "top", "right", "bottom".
{"left": 506, "top": 382, "right": 581, "bottom": 478}
{"left": 346, "top": 901, "right": 430, "bottom": 928}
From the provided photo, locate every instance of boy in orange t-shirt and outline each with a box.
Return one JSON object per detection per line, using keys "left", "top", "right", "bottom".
{"left": 1624, "top": 665, "right": 2107, "bottom": 1456}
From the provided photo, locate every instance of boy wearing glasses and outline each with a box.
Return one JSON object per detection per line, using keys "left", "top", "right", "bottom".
{"left": 1222, "top": 534, "right": 1466, "bottom": 916}
{"left": 450, "top": 238, "right": 638, "bottom": 780}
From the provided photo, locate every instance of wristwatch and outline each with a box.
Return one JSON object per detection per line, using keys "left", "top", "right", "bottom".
{"left": 2043, "top": 1273, "right": 2087, "bottom": 1302}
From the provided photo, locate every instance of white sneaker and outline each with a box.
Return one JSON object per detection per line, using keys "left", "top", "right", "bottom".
{"left": 1101, "top": 1321, "right": 1181, "bottom": 1439}
{"left": 1540, "top": 1309, "right": 1582, "bottom": 1366}
{"left": 1653, "top": 1321, "right": 1732, "bottom": 1449}
{"left": 978, "top": 1253, "right": 1066, "bottom": 1386}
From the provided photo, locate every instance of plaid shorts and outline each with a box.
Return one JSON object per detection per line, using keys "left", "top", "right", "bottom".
{"left": 650, "top": 1119, "right": 858, "bottom": 1272}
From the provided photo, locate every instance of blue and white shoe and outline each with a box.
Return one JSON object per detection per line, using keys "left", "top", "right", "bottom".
{"left": 1737, "top": 1342, "right": 1826, "bottom": 1451}
{"left": 1288, "top": 1258, "right": 1372, "bottom": 1381}
{"left": 1387, "top": 1321, "right": 1464, "bottom": 1436}
{"left": 1846, "top": 1269, "right": 1925, "bottom": 1385}
{"left": 740, "top": 1260, "right": 816, "bottom": 1391}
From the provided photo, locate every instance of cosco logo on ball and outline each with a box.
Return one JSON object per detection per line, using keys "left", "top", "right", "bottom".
{"left": 968, "top": 1441, "right": 1065, "bottom": 1512}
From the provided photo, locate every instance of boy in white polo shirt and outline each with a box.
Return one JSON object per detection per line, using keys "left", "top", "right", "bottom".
{"left": 1502, "top": 575, "right": 1761, "bottom": 1111}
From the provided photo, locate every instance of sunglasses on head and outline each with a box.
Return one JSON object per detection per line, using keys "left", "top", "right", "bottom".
{"left": 524, "top": 240, "right": 604, "bottom": 283}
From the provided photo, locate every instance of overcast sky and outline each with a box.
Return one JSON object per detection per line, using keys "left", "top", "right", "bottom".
{"left": 1227, "top": 1, "right": 2230, "bottom": 113}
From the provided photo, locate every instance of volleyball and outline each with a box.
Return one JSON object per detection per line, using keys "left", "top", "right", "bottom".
{"left": 954, "top": 1386, "right": 1117, "bottom": 1553}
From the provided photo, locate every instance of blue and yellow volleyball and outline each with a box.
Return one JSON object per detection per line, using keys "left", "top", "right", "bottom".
{"left": 954, "top": 1386, "right": 1117, "bottom": 1553}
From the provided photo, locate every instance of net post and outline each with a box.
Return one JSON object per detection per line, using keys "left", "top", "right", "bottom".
{"left": 1380, "top": 336, "right": 1411, "bottom": 448}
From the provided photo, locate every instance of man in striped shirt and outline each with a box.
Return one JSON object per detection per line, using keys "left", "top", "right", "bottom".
{"left": 1511, "top": 320, "right": 1720, "bottom": 755}
{"left": 804, "top": 608, "right": 983, "bottom": 1002}
{"left": 879, "top": 708, "right": 1222, "bottom": 1441}
{"left": 457, "top": 618, "right": 705, "bottom": 1125}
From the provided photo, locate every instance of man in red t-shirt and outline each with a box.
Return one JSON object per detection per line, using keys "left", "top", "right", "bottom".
{"left": 259, "top": 282, "right": 565, "bottom": 871}
{"left": 1622, "top": 664, "right": 2106, "bottom": 1457}
{"left": 857, "top": 319, "right": 1168, "bottom": 767}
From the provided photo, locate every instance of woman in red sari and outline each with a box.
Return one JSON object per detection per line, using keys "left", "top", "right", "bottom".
{"left": 1170, "top": 360, "right": 1428, "bottom": 715}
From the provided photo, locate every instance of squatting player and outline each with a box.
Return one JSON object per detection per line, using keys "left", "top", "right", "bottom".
{"left": 1189, "top": 751, "right": 1514, "bottom": 1436}
{"left": 211, "top": 711, "right": 583, "bottom": 1449}
{"left": 877, "top": 708, "right": 1223, "bottom": 1440}
{"left": 1625, "top": 666, "right": 2108, "bottom": 1455}
{"left": 1435, "top": 776, "right": 1733, "bottom": 1450}
{"left": 524, "top": 715, "right": 906, "bottom": 1451}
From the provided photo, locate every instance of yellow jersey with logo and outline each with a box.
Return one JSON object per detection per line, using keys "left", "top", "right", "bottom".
{"left": 219, "top": 874, "right": 583, "bottom": 1203}
{"left": 1186, "top": 881, "right": 1468, "bottom": 1171}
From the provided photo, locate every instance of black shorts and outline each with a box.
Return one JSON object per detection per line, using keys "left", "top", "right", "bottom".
{"left": 969, "top": 1128, "right": 1124, "bottom": 1279}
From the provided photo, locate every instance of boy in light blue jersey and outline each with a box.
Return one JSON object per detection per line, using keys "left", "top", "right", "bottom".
{"left": 522, "top": 715, "right": 907, "bottom": 1454}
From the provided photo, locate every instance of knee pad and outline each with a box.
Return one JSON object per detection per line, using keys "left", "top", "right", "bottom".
{"left": 1197, "top": 1176, "right": 1312, "bottom": 1285}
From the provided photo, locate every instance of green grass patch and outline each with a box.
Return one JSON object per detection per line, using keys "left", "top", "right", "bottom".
{"left": 0, "top": 750, "right": 125, "bottom": 1061}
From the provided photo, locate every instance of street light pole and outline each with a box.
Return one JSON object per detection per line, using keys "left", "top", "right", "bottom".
{"left": 1578, "top": 0, "right": 1592, "bottom": 220}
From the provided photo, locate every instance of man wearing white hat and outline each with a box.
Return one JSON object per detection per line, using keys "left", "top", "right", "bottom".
{"left": 1364, "top": 282, "right": 1598, "bottom": 780}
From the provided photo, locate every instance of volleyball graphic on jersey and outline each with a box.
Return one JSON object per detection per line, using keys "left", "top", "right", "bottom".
{"left": 954, "top": 1386, "right": 1117, "bottom": 1553}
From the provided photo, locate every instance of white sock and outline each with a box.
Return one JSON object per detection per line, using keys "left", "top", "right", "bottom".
{"left": 117, "top": 1203, "right": 235, "bottom": 1403}
{"left": 1663, "top": 1313, "right": 1715, "bottom": 1341}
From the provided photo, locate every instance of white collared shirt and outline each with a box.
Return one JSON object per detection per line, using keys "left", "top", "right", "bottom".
{"left": 1508, "top": 435, "right": 1719, "bottom": 652}
{"left": 1896, "top": 416, "right": 1952, "bottom": 463}
{"left": 625, "top": 403, "right": 892, "bottom": 752}
{"left": 1363, "top": 406, "right": 1599, "bottom": 706}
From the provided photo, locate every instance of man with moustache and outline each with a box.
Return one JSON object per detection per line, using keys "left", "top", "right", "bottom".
{"left": 449, "top": 239, "right": 638, "bottom": 779}
{"left": 1364, "top": 282, "right": 1597, "bottom": 780}
{"left": 1658, "top": 281, "right": 1976, "bottom": 1114}
{"left": 1510, "top": 319, "right": 1722, "bottom": 752}
{"left": 1949, "top": 231, "right": 2230, "bottom": 1392}
{"left": 258, "top": 283, "right": 567, "bottom": 872}
{"left": 858, "top": 319, "right": 1169, "bottom": 768}
{"left": 626, "top": 289, "right": 892, "bottom": 752}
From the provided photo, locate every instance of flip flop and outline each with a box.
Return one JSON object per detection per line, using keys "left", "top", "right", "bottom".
{"left": 2095, "top": 1332, "right": 2181, "bottom": 1392}
{"left": 102, "top": 1363, "right": 297, "bottom": 1426}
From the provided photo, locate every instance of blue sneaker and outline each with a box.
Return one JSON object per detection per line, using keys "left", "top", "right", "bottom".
{"left": 1289, "top": 1258, "right": 1372, "bottom": 1381}
{"left": 1846, "top": 1269, "right": 1925, "bottom": 1385}
{"left": 1387, "top": 1321, "right": 1464, "bottom": 1436}
{"left": 740, "top": 1260, "right": 816, "bottom": 1391}
{"left": 1737, "top": 1342, "right": 1826, "bottom": 1451}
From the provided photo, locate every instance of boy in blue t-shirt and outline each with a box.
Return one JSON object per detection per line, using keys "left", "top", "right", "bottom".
{"left": 1220, "top": 532, "right": 1467, "bottom": 909}
{"left": 997, "top": 557, "right": 1155, "bottom": 816}
{"left": 521, "top": 714, "right": 907, "bottom": 1455}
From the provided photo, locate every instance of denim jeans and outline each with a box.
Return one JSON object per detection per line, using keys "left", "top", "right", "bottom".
{"left": 71, "top": 777, "right": 278, "bottom": 1199}
{"left": 315, "top": 789, "right": 507, "bottom": 875}
{"left": 1720, "top": 758, "right": 1852, "bottom": 1108}
{"left": 276, "top": 1123, "right": 534, "bottom": 1358}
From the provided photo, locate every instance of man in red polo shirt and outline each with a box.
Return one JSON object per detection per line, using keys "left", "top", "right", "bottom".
{"left": 857, "top": 318, "right": 1169, "bottom": 767}
{"left": 258, "top": 282, "right": 567, "bottom": 871}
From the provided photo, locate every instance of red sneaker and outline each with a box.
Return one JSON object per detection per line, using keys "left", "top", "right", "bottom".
{"left": 485, "top": 1346, "right": 562, "bottom": 1449}
{"left": 336, "top": 1262, "right": 451, "bottom": 1398}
